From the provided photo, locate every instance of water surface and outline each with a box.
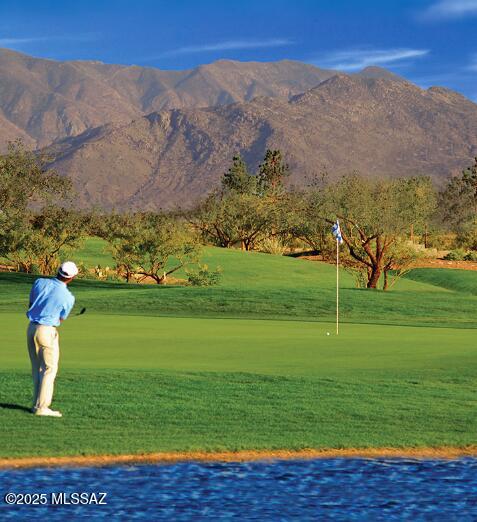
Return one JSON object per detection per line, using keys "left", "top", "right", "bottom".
{"left": 1, "top": 458, "right": 477, "bottom": 520}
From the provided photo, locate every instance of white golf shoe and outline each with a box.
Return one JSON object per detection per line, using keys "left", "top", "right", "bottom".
{"left": 35, "top": 408, "right": 62, "bottom": 418}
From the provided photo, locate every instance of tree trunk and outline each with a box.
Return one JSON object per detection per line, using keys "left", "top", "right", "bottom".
{"left": 367, "top": 266, "right": 381, "bottom": 288}
{"left": 383, "top": 269, "right": 389, "bottom": 291}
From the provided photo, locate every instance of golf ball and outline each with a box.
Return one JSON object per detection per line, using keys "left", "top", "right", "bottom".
{"left": 326, "top": 332, "right": 330, "bottom": 336}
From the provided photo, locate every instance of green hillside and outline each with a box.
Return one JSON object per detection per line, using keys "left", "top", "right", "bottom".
{"left": 1, "top": 239, "right": 476, "bottom": 328}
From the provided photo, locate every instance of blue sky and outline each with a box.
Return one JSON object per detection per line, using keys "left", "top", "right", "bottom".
{"left": 0, "top": 0, "right": 476, "bottom": 100}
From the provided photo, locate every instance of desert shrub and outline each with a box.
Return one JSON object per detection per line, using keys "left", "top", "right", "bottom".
{"left": 443, "top": 249, "right": 467, "bottom": 261}
{"left": 74, "top": 262, "right": 90, "bottom": 279}
{"left": 30, "top": 264, "right": 41, "bottom": 275}
{"left": 423, "top": 233, "right": 456, "bottom": 250}
{"left": 257, "top": 237, "right": 288, "bottom": 255}
{"left": 455, "top": 227, "right": 477, "bottom": 251}
{"left": 186, "top": 264, "right": 222, "bottom": 286}
{"left": 343, "top": 265, "right": 369, "bottom": 288}
{"left": 105, "top": 273, "right": 123, "bottom": 282}
{"left": 464, "top": 251, "right": 477, "bottom": 262}
{"left": 106, "top": 212, "right": 201, "bottom": 284}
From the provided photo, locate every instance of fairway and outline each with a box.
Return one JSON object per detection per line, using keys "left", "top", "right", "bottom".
{"left": 1, "top": 243, "right": 477, "bottom": 458}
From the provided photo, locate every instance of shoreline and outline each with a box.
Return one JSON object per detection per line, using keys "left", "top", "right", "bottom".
{"left": 2, "top": 446, "right": 477, "bottom": 469}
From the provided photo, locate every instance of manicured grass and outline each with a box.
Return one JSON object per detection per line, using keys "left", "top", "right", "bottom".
{"left": 1, "top": 242, "right": 477, "bottom": 457}
{"left": 1, "top": 313, "right": 476, "bottom": 457}
{"left": 3, "top": 314, "right": 477, "bottom": 374}
{"left": 75, "top": 237, "right": 115, "bottom": 268}
{"left": 1, "top": 245, "right": 477, "bottom": 328}
{"left": 2, "top": 369, "right": 476, "bottom": 458}
{"left": 405, "top": 268, "right": 477, "bottom": 296}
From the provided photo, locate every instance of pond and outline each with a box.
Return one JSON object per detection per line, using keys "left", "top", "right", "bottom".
{"left": 1, "top": 458, "right": 477, "bottom": 520}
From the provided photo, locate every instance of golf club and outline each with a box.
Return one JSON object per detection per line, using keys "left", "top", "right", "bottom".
{"left": 73, "top": 307, "right": 86, "bottom": 317}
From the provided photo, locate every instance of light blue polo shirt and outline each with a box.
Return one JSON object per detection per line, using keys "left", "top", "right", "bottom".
{"left": 27, "top": 278, "right": 75, "bottom": 327}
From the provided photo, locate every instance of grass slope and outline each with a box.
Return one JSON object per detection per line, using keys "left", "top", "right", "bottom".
{"left": 1, "top": 240, "right": 476, "bottom": 328}
{"left": 1, "top": 239, "right": 476, "bottom": 458}
{"left": 405, "top": 268, "right": 477, "bottom": 296}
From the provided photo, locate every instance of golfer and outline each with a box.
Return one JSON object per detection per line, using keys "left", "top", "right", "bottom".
{"left": 26, "top": 261, "right": 78, "bottom": 417}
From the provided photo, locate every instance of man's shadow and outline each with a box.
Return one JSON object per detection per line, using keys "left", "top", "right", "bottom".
{"left": 0, "top": 403, "right": 31, "bottom": 413}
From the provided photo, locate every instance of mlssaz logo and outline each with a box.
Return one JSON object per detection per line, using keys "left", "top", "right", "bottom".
{"left": 51, "top": 492, "right": 108, "bottom": 505}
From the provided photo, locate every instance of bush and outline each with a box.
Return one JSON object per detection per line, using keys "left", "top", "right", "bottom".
{"left": 257, "top": 237, "right": 288, "bottom": 255}
{"left": 443, "top": 249, "right": 467, "bottom": 261}
{"left": 455, "top": 226, "right": 477, "bottom": 251}
{"left": 423, "top": 233, "right": 456, "bottom": 250}
{"left": 74, "top": 261, "right": 89, "bottom": 279}
{"left": 105, "top": 273, "right": 124, "bottom": 282}
{"left": 30, "top": 264, "right": 41, "bottom": 275}
{"left": 464, "top": 251, "right": 477, "bottom": 262}
{"left": 186, "top": 264, "right": 222, "bottom": 286}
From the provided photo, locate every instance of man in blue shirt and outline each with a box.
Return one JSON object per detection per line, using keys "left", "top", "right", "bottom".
{"left": 27, "top": 261, "right": 78, "bottom": 417}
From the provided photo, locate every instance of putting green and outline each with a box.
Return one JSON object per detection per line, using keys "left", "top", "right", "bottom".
{"left": 2, "top": 313, "right": 477, "bottom": 377}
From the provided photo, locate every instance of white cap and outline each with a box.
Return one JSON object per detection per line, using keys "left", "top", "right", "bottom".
{"left": 58, "top": 261, "right": 79, "bottom": 279}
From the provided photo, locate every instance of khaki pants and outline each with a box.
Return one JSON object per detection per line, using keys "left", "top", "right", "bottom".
{"left": 27, "top": 323, "right": 60, "bottom": 410}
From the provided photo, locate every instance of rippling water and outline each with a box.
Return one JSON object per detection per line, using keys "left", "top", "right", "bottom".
{"left": 1, "top": 458, "right": 477, "bottom": 520}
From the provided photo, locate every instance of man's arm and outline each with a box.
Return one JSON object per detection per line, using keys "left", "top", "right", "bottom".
{"left": 28, "top": 280, "right": 38, "bottom": 310}
{"left": 60, "top": 295, "right": 75, "bottom": 322}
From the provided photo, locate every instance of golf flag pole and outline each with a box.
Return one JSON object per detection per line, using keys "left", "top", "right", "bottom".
{"left": 336, "top": 236, "right": 339, "bottom": 335}
{"left": 331, "top": 220, "right": 343, "bottom": 335}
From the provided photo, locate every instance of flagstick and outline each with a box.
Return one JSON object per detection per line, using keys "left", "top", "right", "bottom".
{"left": 336, "top": 238, "right": 339, "bottom": 336}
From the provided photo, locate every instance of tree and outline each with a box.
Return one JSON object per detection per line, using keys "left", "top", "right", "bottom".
{"left": 439, "top": 158, "right": 477, "bottom": 249}
{"left": 320, "top": 174, "right": 436, "bottom": 289}
{"left": 190, "top": 192, "right": 241, "bottom": 248}
{"left": 231, "top": 193, "right": 274, "bottom": 251}
{"left": 257, "top": 149, "right": 289, "bottom": 196}
{"left": 106, "top": 213, "right": 201, "bottom": 284}
{"left": 5, "top": 207, "right": 88, "bottom": 274}
{"left": 190, "top": 191, "right": 274, "bottom": 251}
{"left": 0, "top": 140, "right": 72, "bottom": 263}
{"left": 289, "top": 189, "right": 333, "bottom": 257}
{"left": 222, "top": 155, "right": 256, "bottom": 195}
{"left": 191, "top": 150, "right": 295, "bottom": 252}
{"left": 382, "top": 240, "right": 426, "bottom": 291}
{"left": 0, "top": 140, "right": 71, "bottom": 216}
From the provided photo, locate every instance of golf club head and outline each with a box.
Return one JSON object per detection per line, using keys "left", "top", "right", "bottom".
{"left": 79, "top": 307, "right": 86, "bottom": 315}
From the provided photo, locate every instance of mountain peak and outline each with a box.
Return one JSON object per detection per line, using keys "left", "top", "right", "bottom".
{"left": 355, "top": 66, "right": 407, "bottom": 82}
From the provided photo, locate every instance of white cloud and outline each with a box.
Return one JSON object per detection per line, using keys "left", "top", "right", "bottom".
{"left": 0, "top": 34, "right": 98, "bottom": 48}
{"left": 313, "top": 48, "right": 429, "bottom": 71}
{"left": 0, "top": 37, "right": 48, "bottom": 46}
{"left": 421, "top": 0, "right": 477, "bottom": 20}
{"left": 160, "top": 38, "right": 293, "bottom": 57}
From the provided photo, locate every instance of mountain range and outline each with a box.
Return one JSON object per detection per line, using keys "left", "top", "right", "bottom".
{"left": 1, "top": 48, "right": 476, "bottom": 209}
{"left": 0, "top": 47, "right": 337, "bottom": 148}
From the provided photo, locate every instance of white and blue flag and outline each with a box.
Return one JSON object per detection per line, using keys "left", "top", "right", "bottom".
{"left": 331, "top": 219, "right": 343, "bottom": 244}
